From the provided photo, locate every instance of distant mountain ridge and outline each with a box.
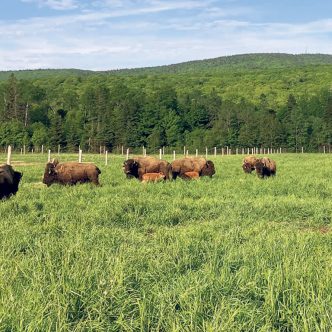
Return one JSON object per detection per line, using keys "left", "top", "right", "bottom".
{"left": 1, "top": 53, "right": 332, "bottom": 80}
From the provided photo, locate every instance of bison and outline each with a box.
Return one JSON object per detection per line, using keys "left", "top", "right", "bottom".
{"left": 0, "top": 164, "right": 23, "bottom": 199}
{"left": 242, "top": 155, "right": 258, "bottom": 174}
{"left": 123, "top": 156, "right": 171, "bottom": 180}
{"left": 255, "top": 157, "right": 277, "bottom": 178}
{"left": 43, "top": 159, "right": 101, "bottom": 186}
{"left": 183, "top": 171, "right": 200, "bottom": 180}
{"left": 141, "top": 172, "right": 166, "bottom": 183}
{"left": 171, "top": 157, "right": 215, "bottom": 179}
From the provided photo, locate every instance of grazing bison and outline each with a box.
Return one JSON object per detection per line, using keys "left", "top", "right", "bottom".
{"left": 141, "top": 172, "right": 166, "bottom": 183}
{"left": 171, "top": 157, "right": 215, "bottom": 179}
{"left": 43, "top": 159, "right": 101, "bottom": 186}
{"left": 255, "top": 157, "right": 277, "bottom": 178}
{"left": 0, "top": 164, "right": 23, "bottom": 199}
{"left": 183, "top": 171, "right": 200, "bottom": 180}
{"left": 123, "top": 157, "right": 171, "bottom": 180}
{"left": 242, "top": 155, "right": 258, "bottom": 173}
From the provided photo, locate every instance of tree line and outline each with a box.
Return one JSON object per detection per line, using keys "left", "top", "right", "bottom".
{"left": 0, "top": 71, "right": 332, "bottom": 153}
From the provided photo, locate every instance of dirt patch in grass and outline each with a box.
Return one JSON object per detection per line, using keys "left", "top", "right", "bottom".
{"left": 11, "top": 162, "right": 44, "bottom": 166}
{"left": 299, "top": 226, "right": 331, "bottom": 234}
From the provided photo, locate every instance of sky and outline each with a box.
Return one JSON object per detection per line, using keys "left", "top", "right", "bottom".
{"left": 1, "top": 0, "right": 332, "bottom": 70}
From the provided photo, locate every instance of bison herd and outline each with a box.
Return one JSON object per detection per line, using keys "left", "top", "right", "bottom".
{"left": 0, "top": 155, "right": 276, "bottom": 199}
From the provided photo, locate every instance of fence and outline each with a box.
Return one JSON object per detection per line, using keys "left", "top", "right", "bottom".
{"left": 2, "top": 143, "right": 332, "bottom": 167}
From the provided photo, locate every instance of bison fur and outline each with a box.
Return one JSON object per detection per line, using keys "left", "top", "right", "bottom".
{"left": 171, "top": 157, "right": 215, "bottom": 179}
{"left": 141, "top": 172, "right": 166, "bottom": 183}
{"left": 242, "top": 155, "right": 258, "bottom": 174}
{"left": 123, "top": 157, "right": 171, "bottom": 180}
{"left": 255, "top": 157, "right": 277, "bottom": 178}
{"left": 43, "top": 159, "right": 101, "bottom": 186}
{"left": 0, "top": 164, "right": 23, "bottom": 199}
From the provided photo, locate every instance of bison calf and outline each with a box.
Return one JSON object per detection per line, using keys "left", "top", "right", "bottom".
{"left": 141, "top": 172, "right": 166, "bottom": 183}
{"left": 43, "top": 159, "right": 101, "bottom": 186}
{"left": 0, "top": 164, "right": 23, "bottom": 199}
{"left": 183, "top": 171, "right": 200, "bottom": 180}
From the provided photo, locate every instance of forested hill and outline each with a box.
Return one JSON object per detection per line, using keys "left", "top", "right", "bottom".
{"left": 1, "top": 53, "right": 332, "bottom": 79}
{"left": 0, "top": 53, "right": 332, "bottom": 153}
{"left": 109, "top": 53, "right": 332, "bottom": 75}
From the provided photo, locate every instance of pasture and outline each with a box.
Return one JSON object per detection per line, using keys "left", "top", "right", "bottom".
{"left": 0, "top": 153, "right": 331, "bottom": 331}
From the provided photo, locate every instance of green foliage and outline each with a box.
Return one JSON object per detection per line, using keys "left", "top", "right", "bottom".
{"left": 0, "top": 153, "right": 331, "bottom": 331}
{"left": 1, "top": 54, "right": 332, "bottom": 151}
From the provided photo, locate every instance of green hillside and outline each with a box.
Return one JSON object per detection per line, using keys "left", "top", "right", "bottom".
{"left": 1, "top": 53, "right": 332, "bottom": 79}
{"left": 0, "top": 53, "right": 332, "bottom": 152}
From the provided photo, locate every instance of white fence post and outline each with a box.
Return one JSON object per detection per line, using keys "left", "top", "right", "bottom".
{"left": 196, "top": 149, "right": 198, "bottom": 157}
{"left": 79, "top": 149, "right": 82, "bottom": 163}
{"left": 159, "top": 149, "right": 162, "bottom": 159}
{"left": 173, "top": 150, "right": 176, "bottom": 160}
{"left": 105, "top": 151, "right": 108, "bottom": 165}
{"left": 7, "top": 145, "right": 11, "bottom": 165}
{"left": 48, "top": 150, "right": 51, "bottom": 162}
{"left": 126, "top": 148, "right": 129, "bottom": 160}
{"left": 205, "top": 147, "right": 208, "bottom": 159}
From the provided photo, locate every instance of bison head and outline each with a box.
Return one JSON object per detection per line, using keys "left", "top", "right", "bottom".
{"left": 12, "top": 171, "right": 23, "bottom": 194}
{"left": 255, "top": 160, "right": 267, "bottom": 178}
{"left": 123, "top": 159, "right": 139, "bottom": 178}
{"left": 242, "top": 162, "right": 254, "bottom": 174}
{"left": 42, "top": 159, "right": 59, "bottom": 186}
{"left": 201, "top": 160, "right": 215, "bottom": 177}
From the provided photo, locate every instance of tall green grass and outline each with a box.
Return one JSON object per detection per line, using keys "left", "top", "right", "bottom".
{"left": 0, "top": 153, "right": 331, "bottom": 331}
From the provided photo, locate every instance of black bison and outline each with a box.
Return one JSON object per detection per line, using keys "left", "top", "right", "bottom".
{"left": 43, "top": 159, "right": 101, "bottom": 186}
{"left": 141, "top": 172, "right": 166, "bottom": 183}
{"left": 255, "top": 157, "right": 277, "bottom": 178}
{"left": 242, "top": 155, "right": 258, "bottom": 173}
{"left": 171, "top": 157, "right": 215, "bottom": 179}
{"left": 123, "top": 156, "right": 171, "bottom": 180}
{"left": 0, "top": 164, "right": 23, "bottom": 199}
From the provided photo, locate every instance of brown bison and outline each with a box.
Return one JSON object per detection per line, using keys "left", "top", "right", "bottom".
{"left": 43, "top": 159, "right": 101, "bottom": 186}
{"left": 123, "top": 156, "right": 171, "bottom": 180}
{"left": 171, "top": 157, "right": 215, "bottom": 179}
{"left": 0, "top": 164, "right": 23, "bottom": 199}
{"left": 242, "top": 155, "right": 258, "bottom": 173}
{"left": 255, "top": 157, "right": 277, "bottom": 178}
{"left": 141, "top": 172, "right": 166, "bottom": 183}
{"left": 183, "top": 171, "right": 200, "bottom": 180}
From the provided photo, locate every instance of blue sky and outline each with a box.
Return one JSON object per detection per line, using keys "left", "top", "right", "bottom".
{"left": 1, "top": 0, "right": 332, "bottom": 70}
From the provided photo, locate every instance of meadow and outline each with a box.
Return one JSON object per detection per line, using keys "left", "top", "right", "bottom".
{"left": 0, "top": 152, "right": 331, "bottom": 331}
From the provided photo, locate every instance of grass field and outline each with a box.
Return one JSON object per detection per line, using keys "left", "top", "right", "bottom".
{"left": 0, "top": 153, "right": 331, "bottom": 331}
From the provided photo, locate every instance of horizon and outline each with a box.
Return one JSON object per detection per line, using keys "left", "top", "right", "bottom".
{"left": 1, "top": 0, "right": 332, "bottom": 71}
{"left": 1, "top": 52, "right": 332, "bottom": 73}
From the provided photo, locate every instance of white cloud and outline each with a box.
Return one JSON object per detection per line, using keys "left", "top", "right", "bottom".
{"left": 21, "top": 0, "right": 78, "bottom": 10}
{"left": 1, "top": 1, "right": 332, "bottom": 70}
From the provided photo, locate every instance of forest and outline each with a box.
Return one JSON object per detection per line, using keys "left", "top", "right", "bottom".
{"left": 0, "top": 53, "right": 332, "bottom": 153}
